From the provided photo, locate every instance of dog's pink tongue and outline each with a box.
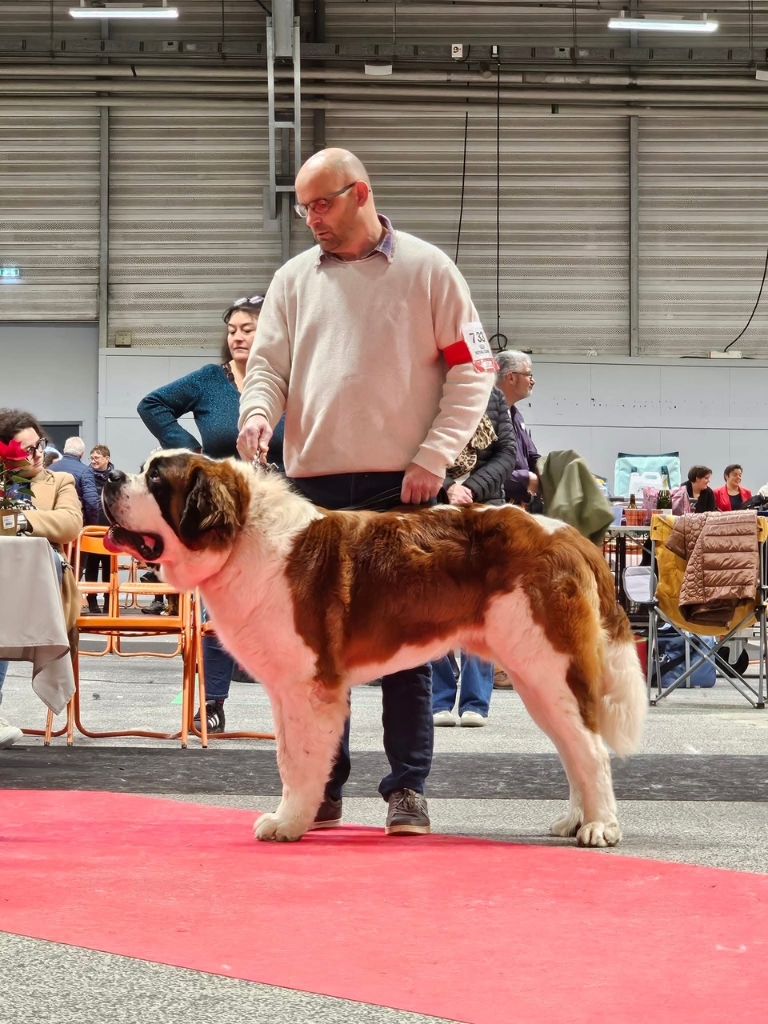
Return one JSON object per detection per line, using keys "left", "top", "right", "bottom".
{"left": 103, "top": 529, "right": 123, "bottom": 553}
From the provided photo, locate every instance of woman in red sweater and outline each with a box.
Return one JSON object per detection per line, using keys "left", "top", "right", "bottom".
{"left": 713, "top": 463, "right": 753, "bottom": 511}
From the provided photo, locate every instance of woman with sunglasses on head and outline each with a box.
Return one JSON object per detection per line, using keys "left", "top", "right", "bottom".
{"left": 137, "top": 293, "right": 283, "bottom": 733}
{"left": 0, "top": 408, "right": 83, "bottom": 748}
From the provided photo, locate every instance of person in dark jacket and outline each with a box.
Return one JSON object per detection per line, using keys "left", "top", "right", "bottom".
{"left": 432, "top": 386, "right": 517, "bottom": 727}
{"left": 496, "top": 349, "right": 541, "bottom": 506}
{"left": 83, "top": 444, "right": 114, "bottom": 613}
{"left": 671, "top": 465, "right": 716, "bottom": 515}
{"left": 137, "top": 293, "right": 281, "bottom": 734}
{"left": 51, "top": 436, "right": 101, "bottom": 526}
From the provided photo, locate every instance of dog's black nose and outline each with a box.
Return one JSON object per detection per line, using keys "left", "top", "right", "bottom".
{"left": 108, "top": 469, "right": 126, "bottom": 485}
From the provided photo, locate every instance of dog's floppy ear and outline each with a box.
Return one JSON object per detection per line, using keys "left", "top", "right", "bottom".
{"left": 178, "top": 465, "right": 248, "bottom": 549}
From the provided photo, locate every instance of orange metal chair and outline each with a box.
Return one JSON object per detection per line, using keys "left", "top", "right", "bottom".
{"left": 70, "top": 528, "right": 197, "bottom": 745}
{"left": 189, "top": 596, "right": 274, "bottom": 747}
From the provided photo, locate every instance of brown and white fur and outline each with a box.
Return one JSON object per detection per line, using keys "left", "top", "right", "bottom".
{"left": 102, "top": 450, "right": 646, "bottom": 848}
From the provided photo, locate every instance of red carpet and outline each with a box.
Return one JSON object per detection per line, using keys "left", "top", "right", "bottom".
{"left": 2, "top": 791, "right": 766, "bottom": 1023}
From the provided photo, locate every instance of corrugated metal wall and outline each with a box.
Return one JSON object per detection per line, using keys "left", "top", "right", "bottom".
{"left": 3, "top": 3, "right": 768, "bottom": 357}
{"left": 326, "top": 109, "right": 628, "bottom": 353}
{"left": 639, "top": 115, "right": 768, "bottom": 357}
{"left": 0, "top": 109, "right": 100, "bottom": 320}
{"left": 109, "top": 110, "right": 278, "bottom": 347}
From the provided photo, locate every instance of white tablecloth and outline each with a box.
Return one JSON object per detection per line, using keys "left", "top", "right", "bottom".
{"left": 0, "top": 536, "right": 75, "bottom": 713}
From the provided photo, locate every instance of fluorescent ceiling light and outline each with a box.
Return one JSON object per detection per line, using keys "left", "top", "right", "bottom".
{"left": 69, "top": 2, "right": 179, "bottom": 18}
{"left": 608, "top": 13, "right": 718, "bottom": 34}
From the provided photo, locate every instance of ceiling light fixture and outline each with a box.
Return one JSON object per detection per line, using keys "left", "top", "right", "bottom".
{"left": 607, "top": 12, "right": 718, "bottom": 34}
{"left": 69, "top": 1, "right": 179, "bottom": 19}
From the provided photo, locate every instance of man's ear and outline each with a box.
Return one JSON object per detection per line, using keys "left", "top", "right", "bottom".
{"left": 178, "top": 466, "right": 247, "bottom": 549}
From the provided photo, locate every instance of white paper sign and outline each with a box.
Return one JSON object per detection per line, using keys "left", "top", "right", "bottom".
{"left": 461, "top": 322, "right": 496, "bottom": 372}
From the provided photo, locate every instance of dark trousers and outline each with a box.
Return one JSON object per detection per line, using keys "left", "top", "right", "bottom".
{"left": 84, "top": 553, "right": 111, "bottom": 610}
{"left": 288, "top": 471, "right": 434, "bottom": 802}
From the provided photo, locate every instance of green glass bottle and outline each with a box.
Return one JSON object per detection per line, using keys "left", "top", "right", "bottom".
{"left": 656, "top": 471, "right": 672, "bottom": 511}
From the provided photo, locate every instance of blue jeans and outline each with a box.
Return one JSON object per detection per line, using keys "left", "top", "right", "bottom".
{"left": 201, "top": 604, "right": 234, "bottom": 702}
{"left": 0, "top": 659, "right": 8, "bottom": 705}
{"left": 432, "top": 651, "right": 494, "bottom": 717}
{"left": 289, "top": 471, "right": 434, "bottom": 801}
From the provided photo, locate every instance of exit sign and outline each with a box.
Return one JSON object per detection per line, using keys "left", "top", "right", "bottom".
{"left": 0, "top": 267, "right": 21, "bottom": 280}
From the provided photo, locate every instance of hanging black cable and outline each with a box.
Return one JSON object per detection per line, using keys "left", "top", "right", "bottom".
{"left": 488, "top": 57, "right": 508, "bottom": 351}
{"left": 723, "top": 245, "right": 768, "bottom": 351}
{"left": 454, "top": 110, "right": 470, "bottom": 266}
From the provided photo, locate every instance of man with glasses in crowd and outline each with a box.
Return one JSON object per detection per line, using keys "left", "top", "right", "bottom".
{"left": 237, "top": 146, "right": 495, "bottom": 836}
{"left": 496, "top": 350, "right": 542, "bottom": 507}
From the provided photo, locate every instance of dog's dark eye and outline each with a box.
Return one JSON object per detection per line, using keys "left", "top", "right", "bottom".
{"left": 147, "top": 466, "right": 161, "bottom": 483}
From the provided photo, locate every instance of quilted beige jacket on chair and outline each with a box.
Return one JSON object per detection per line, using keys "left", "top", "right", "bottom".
{"left": 665, "top": 510, "right": 760, "bottom": 626}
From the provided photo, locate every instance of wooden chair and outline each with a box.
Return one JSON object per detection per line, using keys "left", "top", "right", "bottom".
{"left": 190, "top": 596, "right": 274, "bottom": 747}
{"left": 70, "top": 528, "right": 198, "bottom": 745}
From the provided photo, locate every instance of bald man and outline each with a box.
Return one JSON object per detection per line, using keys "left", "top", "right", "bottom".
{"left": 238, "top": 147, "right": 495, "bottom": 836}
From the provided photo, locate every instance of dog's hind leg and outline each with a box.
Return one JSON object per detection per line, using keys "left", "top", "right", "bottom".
{"left": 254, "top": 682, "right": 349, "bottom": 842}
{"left": 509, "top": 660, "right": 621, "bottom": 847}
{"left": 487, "top": 584, "right": 623, "bottom": 848}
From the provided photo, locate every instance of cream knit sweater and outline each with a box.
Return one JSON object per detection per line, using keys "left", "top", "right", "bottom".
{"left": 239, "top": 227, "right": 494, "bottom": 479}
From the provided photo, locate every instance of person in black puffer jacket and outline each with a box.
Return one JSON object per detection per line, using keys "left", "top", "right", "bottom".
{"left": 432, "top": 386, "right": 517, "bottom": 728}
{"left": 83, "top": 444, "right": 114, "bottom": 614}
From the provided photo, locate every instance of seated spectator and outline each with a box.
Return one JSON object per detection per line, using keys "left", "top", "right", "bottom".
{"left": 432, "top": 385, "right": 517, "bottom": 728}
{"left": 0, "top": 408, "right": 83, "bottom": 748}
{"left": 672, "top": 465, "right": 716, "bottom": 515}
{"left": 714, "top": 464, "right": 752, "bottom": 512}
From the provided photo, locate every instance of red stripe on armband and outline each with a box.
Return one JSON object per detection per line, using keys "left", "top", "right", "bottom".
{"left": 443, "top": 340, "right": 473, "bottom": 367}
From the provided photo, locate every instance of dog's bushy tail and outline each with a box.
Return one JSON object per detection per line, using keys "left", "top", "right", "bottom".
{"left": 598, "top": 634, "right": 647, "bottom": 757}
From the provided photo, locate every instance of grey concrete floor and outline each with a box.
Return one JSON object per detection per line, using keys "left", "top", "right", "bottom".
{"left": 2, "top": 652, "right": 767, "bottom": 1022}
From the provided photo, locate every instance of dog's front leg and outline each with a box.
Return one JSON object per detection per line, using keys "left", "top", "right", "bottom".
{"left": 254, "top": 681, "right": 349, "bottom": 842}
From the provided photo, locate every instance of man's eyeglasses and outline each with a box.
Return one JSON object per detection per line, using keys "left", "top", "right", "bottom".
{"left": 514, "top": 371, "right": 534, "bottom": 379}
{"left": 23, "top": 438, "right": 48, "bottom": 457}
{"left": 294, "top": 182, "right": 357, "bottom": 219}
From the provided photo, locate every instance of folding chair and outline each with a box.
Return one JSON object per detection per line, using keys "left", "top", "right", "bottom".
{"left": 646, "top": 513, "right": 767, "bottom": 708}
{"left": 70, "top": 528, "right": 197, "bottom": 745}
{"left": 188, "top": 597, "right": 275, "bottom": 747}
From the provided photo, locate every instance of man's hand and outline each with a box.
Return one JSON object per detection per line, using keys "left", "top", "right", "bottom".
{"left": 237, "top": 414, "right": 272, "bottom": 464}
{"left": 446, "top": 482, "right": 474, "bottom": 506}
{"left": 527, "top": 472, "right": 539, "bottom": 495}
{"left": 401, "top": 463, "right": 443, "bottom": 505}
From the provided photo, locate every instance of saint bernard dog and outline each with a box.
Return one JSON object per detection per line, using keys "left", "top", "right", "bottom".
{"left": 103, "top": 450, "right": 646, "bottom": 848}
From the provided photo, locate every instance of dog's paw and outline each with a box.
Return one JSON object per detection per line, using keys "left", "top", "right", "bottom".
{"left": 550, "top": 809, "right": 582, "bottom": 838}
{"left": 253, "top": 813, "right": 305, "bottom": 843}
{"left": 576, "top": 820, "right": 622, "bottom": 848}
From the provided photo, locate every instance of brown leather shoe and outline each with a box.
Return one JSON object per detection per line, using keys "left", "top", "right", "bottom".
{"left": 385, "top": 789, "right": 430, "bottom": 836}
{"left": 309, "top": 797, "right": 343, "bottom": 830}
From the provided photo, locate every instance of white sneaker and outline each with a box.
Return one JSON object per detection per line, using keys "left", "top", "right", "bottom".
{"left": 0, "top": 715, "right": 23, "bottom": 749}
{"left": 460, "top": 711, "right": 487, "bottom": 728}
{"left": 433, "top": 710, "right": 457, "bottom": 727}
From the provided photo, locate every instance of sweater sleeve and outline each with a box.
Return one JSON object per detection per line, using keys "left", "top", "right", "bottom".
{"left": 412, "top": 256, "right": 495, "bottom": 477}
{"left": 238, "top": 280, "right": 289, "bottom": 430}
{"left": 26, "top": 473, "right": 83, "bottom": 545}
{"left": 465, "top": 389, "right": 518, "bottom": 503}
{"left": 137, "top": 369, "right": 206, "bottom": 452}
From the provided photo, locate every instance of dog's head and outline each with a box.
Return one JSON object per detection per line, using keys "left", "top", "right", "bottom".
{"left": 102, "top": 450, "right": 252, "bottom": 589}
